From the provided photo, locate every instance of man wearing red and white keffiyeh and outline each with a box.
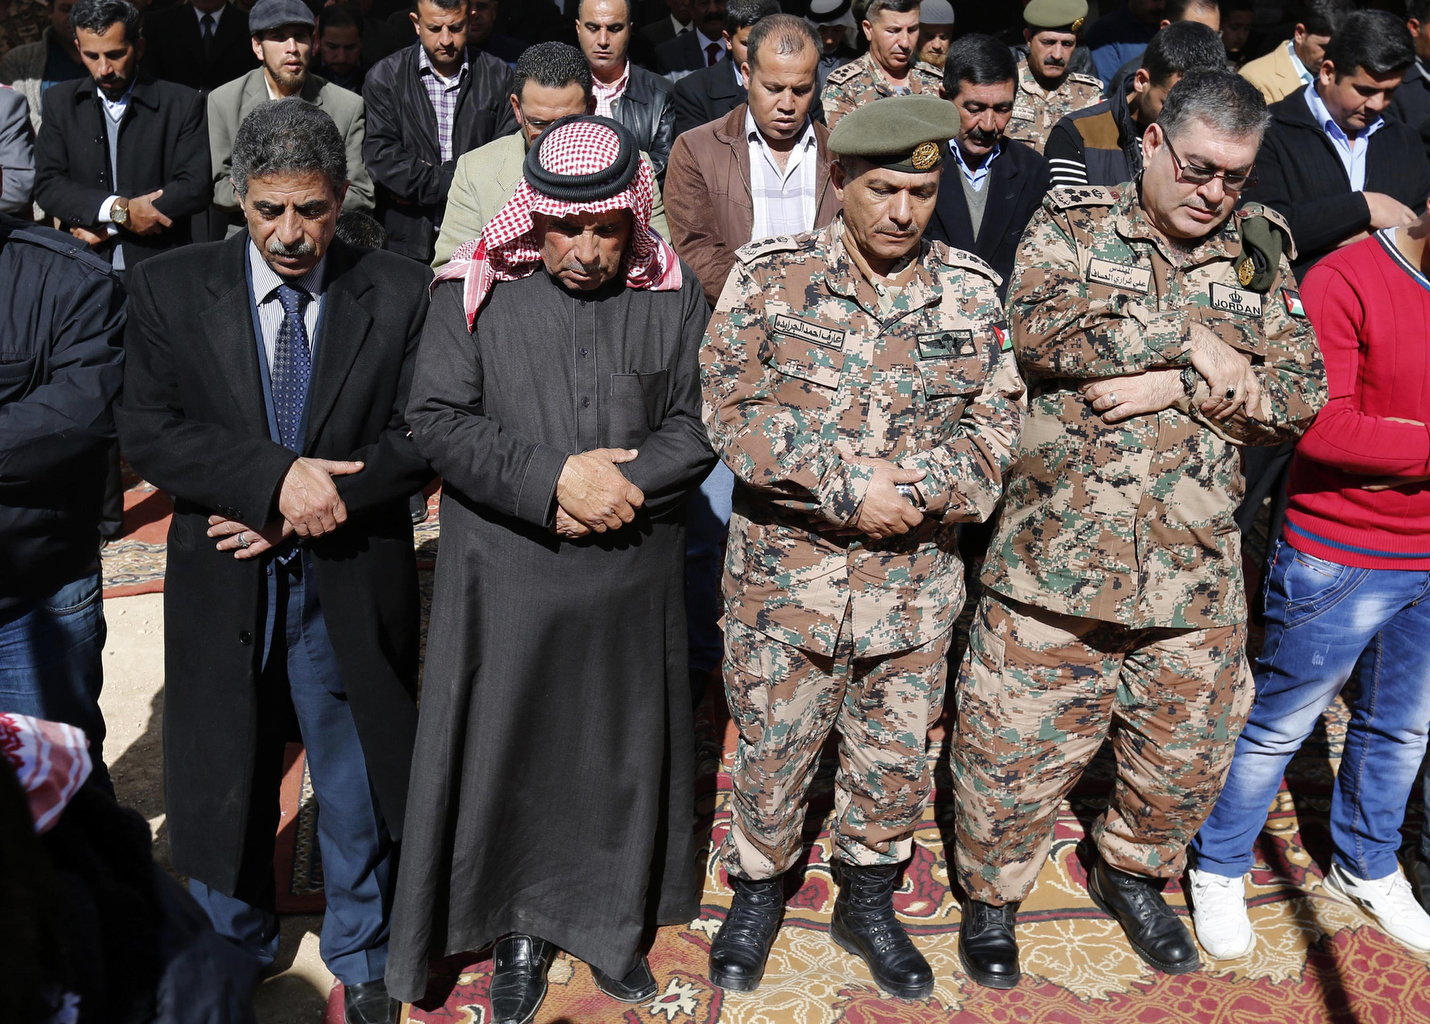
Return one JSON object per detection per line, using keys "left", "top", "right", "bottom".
{"left": 433, "top": 115, "right": 682, "bottom": 329}
{"left": 390, "top": 114, "right": 716, "bottom": 1020}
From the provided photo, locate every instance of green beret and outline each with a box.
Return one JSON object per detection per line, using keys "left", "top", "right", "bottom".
{"left": 827, "top": 94, "right": 960, "bottom": 173}
{"left": 1024, "top": 0, "right": 1088, "bottom": 31}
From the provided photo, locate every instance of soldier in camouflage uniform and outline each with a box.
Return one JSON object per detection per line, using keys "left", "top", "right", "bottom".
{"left": 820, "top": 0, "right": 941, "bottom": 131}
{"left": 1004, "top": 0, "right": 1104, "bottom": 155}
{"left": 951, "top": 70, "right": 1327, "bottom": 990}
{"left": 700, "top": 94, "right": 1025, "bottom": 1000}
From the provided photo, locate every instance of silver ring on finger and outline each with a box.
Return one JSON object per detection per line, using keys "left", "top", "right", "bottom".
{"left": 1107, "top": 392, "right": 1118, "bottom": 406}
{"left": 1224, "top": 386, "right": 1237, "bottom": 400}
{"left": 238, "top": 533, "right": 251, "bottom": 549}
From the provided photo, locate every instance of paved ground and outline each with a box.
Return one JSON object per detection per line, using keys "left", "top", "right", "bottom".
{"left": 101, "top": 593, "right": 334, "bottom": 1024}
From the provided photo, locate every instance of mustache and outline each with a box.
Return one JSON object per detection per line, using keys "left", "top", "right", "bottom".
{"left": 1042, "top": 56, "right": 1067, "bottom": 68}
{"left": 968, "top": 127, "right": 1001, "bottom": 146}
{"left": 267, "top": 237, "right": 315, "bottom": 257}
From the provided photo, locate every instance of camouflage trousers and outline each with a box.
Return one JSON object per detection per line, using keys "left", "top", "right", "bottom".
{"left": 719, "top": 616, "right": 952, "bottom": 880}
{"left": 953, "top": 592, "right": 1253, "bottom": 905}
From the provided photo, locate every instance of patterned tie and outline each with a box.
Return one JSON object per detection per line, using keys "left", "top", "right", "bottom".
{"left": 200, "top": 13, "right": 215, "bottom": 59}
{"left": 706, "top": 41, "right": 722, "bottom": 66}
{"left": 272, "top": 283, "right": 311, "bottom": 452}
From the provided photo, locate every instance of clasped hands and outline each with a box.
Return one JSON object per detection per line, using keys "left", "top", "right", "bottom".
{"left": 822, "top": 451, "right": 927, "bottom": 543}
{"left": 207, "top": 457, "right": 364, "bottom": 559}
{"left": 1080, "top": 323, "right": 1260, "bottom": 424}
{"left": 69, "top": 190, "right": 171, "bottom": 248}
{"left": 551, "top": 448, "right": 646, "bottom": 539}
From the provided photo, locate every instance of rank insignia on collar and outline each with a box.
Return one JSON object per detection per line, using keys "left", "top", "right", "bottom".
{"left": 1283, "top": 288, "right": 1305, "bottom": 317}
{"left": 1237, "top": 256, "right": 1255, "bottom": 287}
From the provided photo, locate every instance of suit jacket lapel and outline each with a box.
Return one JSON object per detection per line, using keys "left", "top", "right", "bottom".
{"left": 982, "top": 150, "right": 1022, "bottom": 241}
{"left": 207, "top": 233, "right": 271, "bottom": 437}
{"left": 305, "top": 240, "right": 374, "bottom": 450}
{"left": 933, "top": 164, "right": 975, "bottom": 250}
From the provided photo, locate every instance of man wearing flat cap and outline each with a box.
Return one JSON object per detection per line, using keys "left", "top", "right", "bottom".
{"left": 387, "top": 114, "right": 714, "bottom": 1024}
{"left": 206, "top": 0, "right": 374, "bottom": 237}
{"left": 1004, "top": 0, "right": 1105, "bottom": 155}
{"left": 700, "top": 92, "right": 1026, "bottom": 1000}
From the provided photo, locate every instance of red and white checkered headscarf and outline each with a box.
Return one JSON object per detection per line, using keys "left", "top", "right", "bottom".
{"left": 434, "top": 117, "right": 682, "bottom": 328}
{"left": 0, "top": 713, "right": 92, "bottom": 833}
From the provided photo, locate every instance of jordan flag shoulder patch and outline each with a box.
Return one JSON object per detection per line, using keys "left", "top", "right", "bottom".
{"left": 993, "top": 321, "right": 1012, "bottom": 350}
{"left": 1283, "top": 289, "right": 1306, "bottom": 317}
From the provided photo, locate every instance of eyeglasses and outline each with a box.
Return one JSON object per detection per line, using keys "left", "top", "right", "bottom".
{"left": 1163, "top": 136, "right": 1257, "bottom": 194}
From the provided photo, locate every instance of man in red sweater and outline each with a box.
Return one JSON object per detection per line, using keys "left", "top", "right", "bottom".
{"left": 1187, "top": 211, "right": 1430, "bottom": 958}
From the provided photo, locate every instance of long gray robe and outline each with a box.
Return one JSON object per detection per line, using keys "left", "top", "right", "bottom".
{"left": 386, "top": 265, "right": 715, "bottom": 1000}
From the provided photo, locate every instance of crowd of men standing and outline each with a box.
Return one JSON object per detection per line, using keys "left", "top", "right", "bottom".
{"left": 7, "top": 2, "right": 1430, "bottom": 1024}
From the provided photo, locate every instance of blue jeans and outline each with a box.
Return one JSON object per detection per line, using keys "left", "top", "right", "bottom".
{"left": 0, "top": 570, "right": 111, "bottom": 794}
{"left": 685, "top": 461, "right": 734, "bottom": 673}
{"left": 1190, "top": 540, "right": 1430, "bottom": 881}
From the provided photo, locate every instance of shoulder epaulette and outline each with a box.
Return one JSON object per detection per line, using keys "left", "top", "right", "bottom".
{"left": 1067, "top": 72, "right": 1104, "bottom": 89}
{"left": 2, "top": 219, "right": 114, "bottom": 275}
{"left": 933, "top": 243, "right": 1003, "bottom": 286}
{"left": 734, "top": 234, "right": 804, "bottom": 264}
{"left": 1237, "top": 202, "right": 1295, "bottom": 242}
{"left": 824, "top": 57, "right": 867, "bottom": 87}
{"left": 1044, "top": 185, "right": 1118, "bottom": 210}
{"left": 911, "top": 61, "right": 943, "bottom": 81}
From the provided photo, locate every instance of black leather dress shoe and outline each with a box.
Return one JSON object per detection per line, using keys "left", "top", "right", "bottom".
{"left": 830, "top": 863, "right": 934, "bottom": 1000}
{"left": 489, "top": 934, "right": 555, "bottom": 1024}
{"left": 343, "top": 979, "right": 399, "bottom": 1024}
{"left": 1088, "top": 857, "right": 1201, "bottom": 974}
{"left": 958, "top": 897, "right": 1021, "bottom": 989}
{"left": 708, "top": 874, "right": 785, "bottom": 992}
{"left": 591, "top": 954, "right": 659, "bottom": 1002}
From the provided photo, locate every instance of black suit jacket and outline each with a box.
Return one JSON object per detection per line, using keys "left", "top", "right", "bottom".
{"left": 613, "top": 63, "right": 676, "bottom": 181}
{"left": 657, "top": 29, "right": 716, "bottom": 75}
{"left": 34, "top": 74, "right": 211, "bottom": 268}
{"left": 642, "top": 15, "right": 681, "bottom": 52}
{"left": 362, "top": 43, "right": 518, "bottom": 261}
{"left": 1249, "top": 92, "right": 1430, "bottom": 278}
{"left": 115, "top": 233, "right": 433, "bottom": 895}
{"left": 141, "top": 3, "right": 260, "bottom": 93}
{"left": 672, "top": 57, "right": 744, "bottom": 140}
{"left": 924, "top": 139, "right": 1050, "bottom": 300}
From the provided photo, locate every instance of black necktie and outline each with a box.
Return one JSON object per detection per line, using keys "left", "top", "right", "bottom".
{"left": 200, "top": 13, "right": 215, "bottom": 60}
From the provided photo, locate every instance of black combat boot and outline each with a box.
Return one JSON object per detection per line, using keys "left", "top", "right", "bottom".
{"left": 958, "top": 897, "right": 1021, "bottom": 989}
{"left": 489, "top": 934, "right": 554, "bottom": 1024}
{"left": 830, "top": 862, "right": 934, "bottom": 1000}
{"left": 1088, "top": 857, "right": 1201, "bottom": 974}
{"left": 708, "top": 874, "right": 785, "bottom": 991}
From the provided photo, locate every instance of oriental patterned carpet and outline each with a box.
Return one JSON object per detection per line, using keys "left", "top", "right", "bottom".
{"left": 102, "top": 472, "right": 1430, "bottom": 1022}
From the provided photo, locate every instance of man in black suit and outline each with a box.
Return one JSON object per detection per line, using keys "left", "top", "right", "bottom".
{"left": 656, "top": 0, "right": 726, "bottom": 77}
{"left": 642, "top": 0, "right": 691, "bottom": 51}
{"left": 362, "top": 0, "right": 518, "bottom": 262}
{"left": 35, "top": 0, "right": 210, "bottom": 279}
{"left": 116, "top": 98, "right": 431, "bottom": 1024}
{"left": 141, "top": 0, "right": 260, "bottom": 91}
{"left": 576, "top": 0, "right": 674, "bottom": 178}
{"left": 924, "top": 33, "right": 1050, "bottom": 298}
{"left": 671, "top": 0, "right": 773, "bottom": 137}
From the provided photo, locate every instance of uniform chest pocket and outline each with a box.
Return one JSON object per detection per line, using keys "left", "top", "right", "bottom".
{"left": 1195, "top": 307, "right": 1264, "bottom": 360}
{"left": 770, "top": 336, "right": 841, "bottom": 390}
{"left": 917, "top": 353, "right": 986, "bottom": 399}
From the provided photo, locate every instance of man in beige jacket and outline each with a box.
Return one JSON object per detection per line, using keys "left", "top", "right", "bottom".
{"left": 432, "top": 40, "right": 668, "bottom": 269}
{"left": 208, "top": 0, "right": 372, "bottom": 237}
{"left": 1240, "top": 0, "right": 1352, "bottom": 104}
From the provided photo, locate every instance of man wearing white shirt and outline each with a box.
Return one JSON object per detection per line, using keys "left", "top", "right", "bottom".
{"left": 662, "top": 14, "right": 839, "bottom": 713}
{"left": 35, "top": 0, "right": 210, "bottom": 278}
{"left": 655, "top": 0, "right": 728, "bottom": 77}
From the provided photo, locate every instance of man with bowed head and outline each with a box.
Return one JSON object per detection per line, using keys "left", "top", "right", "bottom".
{"left": 117, "top": 99, "right": 433, "bottom": 1024}
{"left": 388, "top": 115, "right": 714, "bottom": 1024}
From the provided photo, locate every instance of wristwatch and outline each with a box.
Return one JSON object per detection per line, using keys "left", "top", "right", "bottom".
{"left": 111, "top": 197, "right": 130, "bottom": 227}
{"left": 1180, "top": 366, "right": 1199, "bottom": 398}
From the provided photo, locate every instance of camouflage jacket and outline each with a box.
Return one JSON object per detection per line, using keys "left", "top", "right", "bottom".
{"left": 701, "top": 218, "right": 1026, "bottom": 658}
{"left": 1003, "top": 59, "right": 1104, "bottom": 156}
{"left": 984, "top": 184, "right": 1327, "bottom": 629}
{"left": 820, "top": 53, "right": 943, "bottom": 132}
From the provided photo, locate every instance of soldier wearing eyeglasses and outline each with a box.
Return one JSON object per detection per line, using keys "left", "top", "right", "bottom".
{"left": 950, "top": 70, "right": 1327, "bottom": 990}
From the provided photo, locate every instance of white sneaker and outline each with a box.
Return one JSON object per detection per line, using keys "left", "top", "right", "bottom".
{"left": 1187, "top": 868, "right": 1255, "bottom": 960}
{"left": 1322, "top": 863, "right": 1430, "bottom": 953}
